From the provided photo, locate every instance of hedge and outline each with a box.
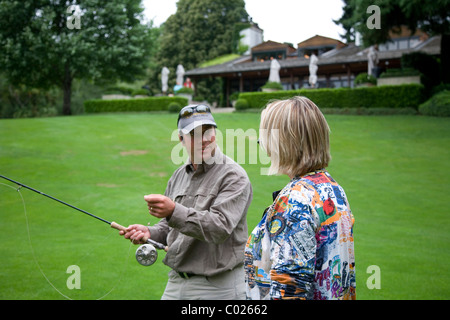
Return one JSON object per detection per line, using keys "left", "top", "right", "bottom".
{"left": 84, "top": 96, "right": 188, "bottom": 113}
{"left": 239, "top": 84, "right": 425, "bottom": 110}
{"left": 419, "top": 90, "right": 450, "bottom": 117}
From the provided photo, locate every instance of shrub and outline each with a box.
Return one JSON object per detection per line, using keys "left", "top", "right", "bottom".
{"left": 379, "top": 68, "right": 421, "bottom": 78}
{"left": 175, "top": 87, "right": 194, "bottom": 95}
{"left": 193, "top": 95, "right": 205, "bottom": 102}
{"left": 419, "top": 90, "right": 450, "bottom": 117}
{"left": 234, "top": 98, "right": 249, "bottom": 110}
{"left": 354, "top": 72, "right": 377, "bottom": 85}
{"left": 239, "top": 84, "right": 425, "bottom": 110}
{"left": 261, "top": 81, "right": 283, "bottom": 90}
{"left": 320, "top": 107, "right": 418, "bottom": 116}
{"left": 229, "top": 91, "right": 240, "bottom": 102}
{"left": 104, "top": 85, "right": 134, "bottom": 95}
{"left": 168, "top": 102, "right": 182, "bottom": 113}
{"left": 131, "top": 88, "right": 149, "bottom": 97}
{"left": 84, "top": 97, "right": 188, "bottom": 113}
{"left": 401, "top": 52, "right": 441, "bottom": 90}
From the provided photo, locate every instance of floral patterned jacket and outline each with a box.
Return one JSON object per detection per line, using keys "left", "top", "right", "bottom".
{"left": 245, "top": 170, "right": 356, "bottom": 300}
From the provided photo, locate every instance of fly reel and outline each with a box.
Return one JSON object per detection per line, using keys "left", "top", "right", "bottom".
{"left": 135, "top": 243, "right": 158, "bottom": 266}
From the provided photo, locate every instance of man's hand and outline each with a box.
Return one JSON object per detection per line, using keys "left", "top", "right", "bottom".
{"left": 119, "top": 224, "right": 150, "bottom": 245}
{"left": 144, "top": 194, "right": 176, "bottom": 219}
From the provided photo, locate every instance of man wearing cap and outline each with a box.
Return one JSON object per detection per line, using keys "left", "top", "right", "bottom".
{"left": 120, "top": 105, "right": 253, "bottom": 300}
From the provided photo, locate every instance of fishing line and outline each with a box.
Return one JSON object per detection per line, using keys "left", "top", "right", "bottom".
{"left": 0, "top": 175, "right": 167, "bottom": 251}
{"left": 1, "top": 182, "right": 133, "bottom": 300}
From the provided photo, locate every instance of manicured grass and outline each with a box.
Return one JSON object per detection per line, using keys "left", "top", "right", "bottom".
{"left": 0, "top": 112, "right": 449, "bottom": 300}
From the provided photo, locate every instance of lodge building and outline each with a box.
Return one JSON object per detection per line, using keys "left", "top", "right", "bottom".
{"left": 185, "top": 27, "right": 441, "bottom": 107}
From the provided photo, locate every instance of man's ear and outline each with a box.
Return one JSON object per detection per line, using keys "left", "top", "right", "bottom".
{"left": 179, "top": 134, "right": 184, "bottom": 144}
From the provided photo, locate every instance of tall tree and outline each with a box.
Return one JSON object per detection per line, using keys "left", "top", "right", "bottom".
{"left": 157, "top": 0, "right": 248, "bottom": 70}
{"left": 153, "top": 0, "right": 248, "bottom": 75}
{"left": 0, "top": 0, "right": 155, "bottom": 115}
{"left": 147, "top": 0, "right": 249, "bottom": 102}
{"left": 335, "top": 0, "right": 450, "bottom": 83}
{"left": 333, "top": 0, "right": 357, "bottom": 43}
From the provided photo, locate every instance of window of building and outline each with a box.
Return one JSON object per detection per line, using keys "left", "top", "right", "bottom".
{"left": 252, "top": 51, "right": 285, "bottom": 62}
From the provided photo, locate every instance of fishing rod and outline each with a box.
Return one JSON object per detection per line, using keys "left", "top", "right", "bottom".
{"left": 0, "top": 174, "right": 167, "bottom": 266}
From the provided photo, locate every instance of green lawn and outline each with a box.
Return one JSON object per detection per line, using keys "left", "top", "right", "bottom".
{"left": 0, "top": 112, "right": 449, "bottom": 300}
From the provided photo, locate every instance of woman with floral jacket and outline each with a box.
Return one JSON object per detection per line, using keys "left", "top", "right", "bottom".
{"left": 245, "top": 96, "right": 356, "bottom": 300}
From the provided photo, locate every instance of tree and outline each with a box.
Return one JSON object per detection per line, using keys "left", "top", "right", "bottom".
{"left": 157, "top": 0, "right": 248, "bottom": 70}
{"left": 334, "top": 0, "right": 450, "bottom": 83}
{"left": 0, "top": 0, "right": 155, "bottom": 115}
{"left": 333, "top": 0, "right": 357, "bottom": 43}
{"left": 146, "top": 0, "right": 249, "bottom": 99}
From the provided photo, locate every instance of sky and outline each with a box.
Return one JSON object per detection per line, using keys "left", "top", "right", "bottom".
{"left": 142, "top": 0, "right": 347, "bottom": 47}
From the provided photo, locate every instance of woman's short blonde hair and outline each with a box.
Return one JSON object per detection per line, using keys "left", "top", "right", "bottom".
{"left": 259, "top": 96, "right": 331, "bottom": 177}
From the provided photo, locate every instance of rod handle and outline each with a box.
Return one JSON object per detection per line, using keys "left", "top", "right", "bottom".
{"left": 110, "top": 221, "right": 149, "bottom": 242}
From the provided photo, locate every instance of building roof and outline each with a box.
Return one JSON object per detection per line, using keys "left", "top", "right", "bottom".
{"left": 297, "top": 34, "right": 347, "bottom": 49}
{"left": 185, "top": 35, "right": 441, "bottom": 78}
{"left": 251, "top": 40, "right": 296, "bottom": 53}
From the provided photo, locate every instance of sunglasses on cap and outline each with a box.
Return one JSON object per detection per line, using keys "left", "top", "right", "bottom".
{"left": 177, "top": 105, "right": 211, "bottom": 124}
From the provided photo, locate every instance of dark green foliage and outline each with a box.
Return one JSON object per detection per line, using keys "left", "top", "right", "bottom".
{"left": 175, "top": 87, "right": 194, "bottom": 95}
{"left": 401, "top": 52, "right": 442, "bottom": 95}
{"left": 379, "top": 68, "right": 421, "bottom": 78}
{"left": 156, "top": 0, "right": 248, "bottom": 70}
{"left": 335, "top": 0, "right": 449, "bottom": 47}
{"left": 261, "top": 82, "right": 283, "bottom": 90}
{"left": 234, "top": 98, "right": 249, "bottom": 110}
{"left": 334, "top": 0, "right": 449, "bottom": 83}
{"left": 0, "top": 0, "right": 156, "bottom": 115}
{"left": 419, "top": 90, "right": 450, "bottom": 117}
{"left": 354, "top": 73, "right": 377, "bottom": 85}
{"left": 239, "top": 84, "right": 425, "bottom": 110}
{"left": 168, "top": 102, "right": 183, "bottom": 113}
{"left": 131, "top": 89, "right": 150, "bottom": 97}
{"left": 84, "top": 97, "right": 188, "bottom": 113}
{"left": 147, "top": 0, "right": 249, "bottom": 102}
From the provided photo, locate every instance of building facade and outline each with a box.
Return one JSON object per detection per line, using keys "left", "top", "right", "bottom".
{"left": 185, "top": 30, "right": 441, "bottom": 107}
